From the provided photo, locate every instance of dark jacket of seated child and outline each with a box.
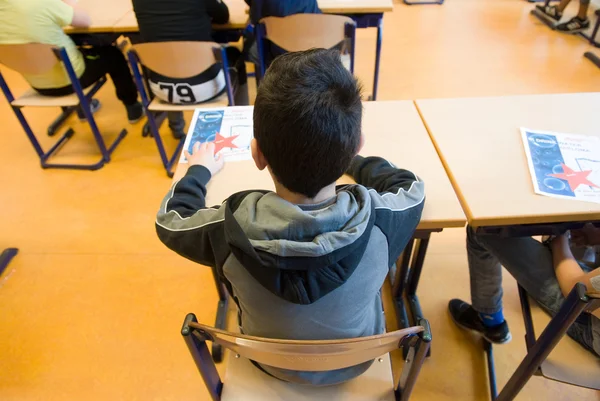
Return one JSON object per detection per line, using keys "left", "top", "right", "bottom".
{"left": 155, "top": 49, "right": 425, "bottom": 386}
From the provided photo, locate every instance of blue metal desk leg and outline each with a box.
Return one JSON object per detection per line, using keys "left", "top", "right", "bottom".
{"left": 0, "top": 248, "right": 18, "bottom": 277}
{"left": 372, "top": 17, "right": 383, "bottom": 101}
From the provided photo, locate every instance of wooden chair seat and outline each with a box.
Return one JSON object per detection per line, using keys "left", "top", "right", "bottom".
{"left": 11, "top": 85, "right": 96, "bottom": 108}
{"left": 147, "top": 92, "right": 229, "bottom": 112}
{"left": 529, "top": 299, "right": 600, "bottom": 390}
{"left": 221, "top": 351, "right": 396, "bottom": 401}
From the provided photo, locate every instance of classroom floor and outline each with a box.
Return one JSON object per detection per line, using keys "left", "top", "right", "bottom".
{"left": 1, "top": 0, "right": 600, "bottom": 400}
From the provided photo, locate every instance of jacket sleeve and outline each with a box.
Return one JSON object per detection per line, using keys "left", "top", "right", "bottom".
{"left": 206, "top": 0, "right": 230, "bottom": 24}
{"left": 155, "top": 165, "right": 226, "bottom": 267}
{"left": 347, "top": 155, "right": 425, "bottom": 264}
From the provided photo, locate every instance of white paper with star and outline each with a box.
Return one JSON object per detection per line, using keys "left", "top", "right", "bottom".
{"left": 179, "top": 106, "right": 254, "bottom": 163}
{"left": 521, "top": 128, "right": 600, "bottom": 204}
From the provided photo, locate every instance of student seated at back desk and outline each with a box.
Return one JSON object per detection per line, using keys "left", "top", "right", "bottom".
{"left": 244, "top": 0, "right": 321, "bottom": 65}
{"left": 536, "top": 0, "right": 592, "bottom": 33}
{"left": 132, "top": 0, "right": 249, "bottom": 139}
{"left": 155, "top": 49, "right": 425, "bottom": 385}
{"left": 450, "top": 224, "right": 600, "bottom": 357}
{"left": 0, "top": 0, "right": 144, "bottom": 122}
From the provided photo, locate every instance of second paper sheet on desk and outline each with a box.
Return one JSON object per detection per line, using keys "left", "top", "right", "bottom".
{"left": 180, "top": 106, "right": 254, "bottom": 163}
{"left": 521, "top": 128, "right": 600, "bottom": 204}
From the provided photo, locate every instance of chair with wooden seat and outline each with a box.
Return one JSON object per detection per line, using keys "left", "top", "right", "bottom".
{"left": 127, "top": 42, "right": 235, "bottom": 177}
{"left": 484, "top": 283, "right": 600, "bottom": 401}
{"left": 0, "top": 43, "right": 127, "bottom": 170}
{"left": 181, "top": 313, "right": 431, "bottom": 401}
{"left": 255, "top": 14, "right": 357, "bottom": 79}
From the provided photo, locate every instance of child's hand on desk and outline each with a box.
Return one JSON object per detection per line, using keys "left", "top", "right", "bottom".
{"left": 184, "top": 141, "right": 225, "bottom": 176}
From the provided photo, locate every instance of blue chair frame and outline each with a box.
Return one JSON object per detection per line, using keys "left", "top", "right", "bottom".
{"left": 0, "top": 47, "right": 127, "bottom": 171}
{"left": 127, "top": 45, "right": 235, "bottom": 178}
{"left": 484, "top": 283, "right": 599, "bottom": 400}
{"left": 255, "top": 21, "right": 357, "bottom": 80}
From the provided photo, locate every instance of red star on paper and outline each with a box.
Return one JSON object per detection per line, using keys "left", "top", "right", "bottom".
{"left": 549, "top": 164, "right": 599, "bottom": 191}
{"left": 212, "top": 132, "right": 239, "bottom": 154}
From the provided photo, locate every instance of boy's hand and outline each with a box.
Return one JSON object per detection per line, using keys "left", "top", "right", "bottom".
{"left": 571, "top": 224, "right": 600, "bottom": 247}
{"left": 184, "top": 141, "right": 224, "bottom": 176}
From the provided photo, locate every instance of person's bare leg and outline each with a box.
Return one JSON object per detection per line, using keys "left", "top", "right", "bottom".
{"left": 577, "top": 1, "right": 590, "bottom": 19}
{"left": 556, "top": 0, "right": 571, "bottom": 13}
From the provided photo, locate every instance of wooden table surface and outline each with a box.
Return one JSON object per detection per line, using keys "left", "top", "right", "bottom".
{"left": 416, "top": 92, "right": 600, "bottom": 228}
{"left": 66, "top": 0, "right": 393, "bottom": 34}
{"left": 172, "top": 101, "right": 466, "bottom": 231}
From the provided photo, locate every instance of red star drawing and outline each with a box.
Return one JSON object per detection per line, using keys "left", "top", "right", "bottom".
{"left": 212, "top": 132, "right": 239, "bottom": 154}
{"left": 549, "top": 163, "right": 599, "bottom": 191}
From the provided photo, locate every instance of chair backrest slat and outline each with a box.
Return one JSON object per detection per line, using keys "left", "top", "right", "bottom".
{"left": 261, "top": 14, "right": 355, "bottom": 52}
{"left": 131, "top": 42, "right": 221, "bottom": 79}
{"left": 0, "top": 43, "right": 59, "bottom": 75}
{"left": 190, "top": 322, "right": 423, "bottom": 372}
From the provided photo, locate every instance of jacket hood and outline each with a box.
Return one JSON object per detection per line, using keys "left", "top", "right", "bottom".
{"left": 223, "top": 186, "right": 376, "bottom": 305}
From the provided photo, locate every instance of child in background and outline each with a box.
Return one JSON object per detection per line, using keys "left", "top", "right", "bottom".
{"left": 156, "top": 49, "right": 425, "bottom": 385}
{"left": 0, "top": 0, "right": 143, "bottom": 122}
{"left": 243, "top": 0, "right": 321, "bottom": 65}
{"left": 449, "top": 224, "right": 600, "bottom": 357}
{"left": 536, "top": 0, "right": 592, "bottom": 33}
{"left": 133, "top": 0, "right": 249, "bottom": 139}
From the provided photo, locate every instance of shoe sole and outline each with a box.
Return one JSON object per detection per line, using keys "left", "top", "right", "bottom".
{"left": 128, "top": 110, "right": 146, "bottom": 124}
{"left": 449, "top": 309, "right": 512, "bottom": 345}
{"left": 78, "top": 102, "right": 103, "bottom": 121}
{"left": 558, "top": 28, "right": 588, "bottom": 34}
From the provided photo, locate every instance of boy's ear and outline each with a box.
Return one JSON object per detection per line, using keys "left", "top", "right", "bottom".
{"left": 251, "top": 138, "right": 268, "bottom": 171}
{"left": 357, "top": 133, "right": 365, "bottom": 154}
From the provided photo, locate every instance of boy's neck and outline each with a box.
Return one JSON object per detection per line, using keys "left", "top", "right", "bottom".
{"left": 275, "top": 182, "right": 337, "bottom": 205}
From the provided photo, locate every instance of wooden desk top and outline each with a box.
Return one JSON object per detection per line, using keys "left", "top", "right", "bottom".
{"left": 64, "top": 0, "right": 132, "bottom": 34}
{"left": 68, "top": 0, "right": 392, "bottom": 34}
{"left": 319, "top": 0, "right": 393, "bottom": 14}
{"left": 172, "top": 101, "right": 466, "bottom": 231}
{"left": 416, "top": 92, "right": 600, "bottom": 228}
{"left": 113, "top": 0, "right": 249, "bottom": 33}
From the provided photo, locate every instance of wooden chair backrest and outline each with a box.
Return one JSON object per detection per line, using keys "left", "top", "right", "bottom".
{"left": 261, "top": 14, "right": 355, "bottom": 52}
{"left": 131, "top": 41, "right": 221, "bottom": 79}
{"left": 0, "top": 43, "right": 59, "bottom": 75}
{"left": 190, "top": 322, "right": 423, "bottom": 372}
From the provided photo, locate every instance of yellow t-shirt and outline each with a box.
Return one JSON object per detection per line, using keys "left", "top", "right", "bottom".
{"left": 0, "top": 0, "right": 85, "bottom": 88}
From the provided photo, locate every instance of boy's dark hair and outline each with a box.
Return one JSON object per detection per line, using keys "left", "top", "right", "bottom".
{"left": 253, "top": 48, "right": 363, "bottom": 198}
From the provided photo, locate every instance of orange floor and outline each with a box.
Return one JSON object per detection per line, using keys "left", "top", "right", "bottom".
{"left": 1, "top": 0, "right": 600, "bottom": 400}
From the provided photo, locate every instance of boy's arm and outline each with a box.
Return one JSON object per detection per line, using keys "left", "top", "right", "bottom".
{"left": 347, "top": 155, "right": 425, "bottom": 263}
{"left": 57, "top": 0, "right": 91, "bottom": 28}
{"left": 206, "top": 0, "right": 230, "bottom": 24}
{"left": 551, "top": 235, "right": 600, "bottom": 319}
{"left": 156, "top": 143, "right": 226, "bottom": 267}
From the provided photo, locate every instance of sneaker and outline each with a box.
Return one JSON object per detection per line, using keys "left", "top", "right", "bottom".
{"left": 448, "top": 299, "right": 512, "bottom": 344}
{"left": 535, "top": 5, "right": 563, "bottom": 22}
{"left": 171, "top": 128, "right": 186, "bottom": 140}
{"left": 77, "top": 99, "right": 102, "bottom": 121}
{"left": 126, "top": 102, "right": 144, "bottom": 124}
{"left": 556, "top": 17, "right": 590, "bottom": 33}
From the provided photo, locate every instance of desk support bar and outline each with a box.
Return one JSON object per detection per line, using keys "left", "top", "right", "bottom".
{"left": 0, "top": 248, "right": 18, "bottom": 277}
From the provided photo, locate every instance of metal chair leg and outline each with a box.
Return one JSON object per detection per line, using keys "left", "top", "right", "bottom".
{"left": 396, "top": 318, "right": 432, "bottom": 401}
{"left": 495, "top": 284, "right": 590, "bottom": 401}
{"left": 0, "top": 248, "right": 18, "bottom": 277}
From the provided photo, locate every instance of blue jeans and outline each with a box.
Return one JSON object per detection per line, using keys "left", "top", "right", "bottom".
{"left": 466, "top": 226, "right": 600, "bottom": 357}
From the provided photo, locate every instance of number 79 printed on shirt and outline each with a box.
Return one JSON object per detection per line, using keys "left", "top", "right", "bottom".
{"left": 179, "top": 107, "right": 254, "bottom": 163}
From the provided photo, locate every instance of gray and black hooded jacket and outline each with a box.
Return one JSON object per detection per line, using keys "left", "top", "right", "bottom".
{"left": 156, "top": 156, "right": 425, "bottom": 385}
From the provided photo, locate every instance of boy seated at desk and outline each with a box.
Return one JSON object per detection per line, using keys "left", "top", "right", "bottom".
{"left": 243, "top": 0, "right": 321, "bottom": 65}
{"left": 133, "top": 0, "right": 249, "bottom": 139}
{"left": 449, "top": 224, "right": 600, "bottom": 357}
{"left": 0, "top": 0, "right": 143, "bottom": 123}
{"left": 155, "top": 49, "right": 425, "bottom": 385}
